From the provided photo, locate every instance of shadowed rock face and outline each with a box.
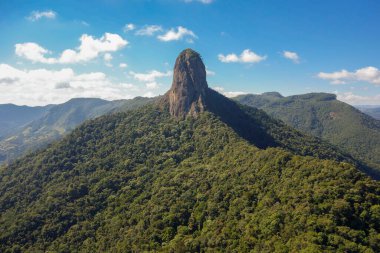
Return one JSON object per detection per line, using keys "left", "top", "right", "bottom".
{"left": 168, "top": 49, "right": 208, "bottom": 118}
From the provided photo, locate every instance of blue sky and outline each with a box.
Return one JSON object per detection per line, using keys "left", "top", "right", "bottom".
{"left": 0, "top": 0, "right": 379, "bottom": 105}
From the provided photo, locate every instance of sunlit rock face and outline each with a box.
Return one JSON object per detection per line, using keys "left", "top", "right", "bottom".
{"left": 168, "top": 48, "right": 208, "bottom": 118}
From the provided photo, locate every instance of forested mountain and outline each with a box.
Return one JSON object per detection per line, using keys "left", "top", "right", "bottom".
{"left": 1, "top": 49, "right": 379, "bottom": 252}
{"left": 0, "top": 97, "right": 154, "bottom": 164}
{"left": 356, "top": 106, "right": 380, "bottom": 120}
{"left": 235, "top": 92, "right": 380, "bottom": 175}
{"left": 0, "top": 104, "right": 52, "bottom": 138}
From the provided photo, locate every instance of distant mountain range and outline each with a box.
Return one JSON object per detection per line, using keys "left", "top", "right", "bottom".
{"left": 356, "top": 105, "right": 380, "bottom": 120}
{"left": 234, "top": 92, "right": 380, "bottom": 175}
{"left": 0, "top": 104, "right": 52, "bottom": 138}
{"left": 0, "top": 97, "right": 155, "bottom": 163}
{"left": 1, "top": 89, "right": 379, "bottom": 180}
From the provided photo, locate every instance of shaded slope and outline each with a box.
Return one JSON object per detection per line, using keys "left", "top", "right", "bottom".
{"left": 235, "top": 92, "right": 380, "bottom": 175}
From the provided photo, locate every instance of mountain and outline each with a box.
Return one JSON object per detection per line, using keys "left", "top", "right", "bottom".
{"left": 356, "top": 105, "right": 380, "bottom": 120}
{"left": 235, "top": 92, "right": 380, "bottom": 175}
{"left": 0, "top": 97, "right": 154, "bottom": 164}
{"left": 0, "top": 49, "right": 379, "bottom": 252}
{"left": 0, "top": 104, "right": 52, "bottom": 138}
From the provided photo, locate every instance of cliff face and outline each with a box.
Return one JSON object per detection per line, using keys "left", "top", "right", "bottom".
{"left": 167, "top": 49, "right": 208, "bottom": 118}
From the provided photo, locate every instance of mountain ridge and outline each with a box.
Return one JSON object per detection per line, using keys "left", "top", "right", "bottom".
{"left": 235, "top": 92, "right": 380, "bottom": 175}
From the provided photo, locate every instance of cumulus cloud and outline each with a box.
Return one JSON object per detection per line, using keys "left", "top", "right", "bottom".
{"left": 55, "top": 82, "right": 71, "bottom": 89}
{"left": 318, "top": 66, "right": 380, "bottom": 86}
{"left": 123, "top": 23, "right": 135, "bottom": 32}
{"left": 104, "top": 53, "right": 113, "bottom": 62}
{"left": 119, "top": 63, "right": 128, "bottom": 68}
{"left": 218, "top": 49, "right": 267, "bottom": 64}
{"left": 157, "top": 26, "right": 197, "bottom": 42}
{"left": 336, "top": 91, "right": 380, "bottom": 105}
{"left": 104, "top": 53, "right": 113, "bottom": 67}
{"left": 15, "top": 43, "right": 57, "bottom": 64}
{"left": 213, "top": 86, "right": 247, "bottom": 97}
{"left": 135, "top": 25, "right": 163, "bottom": 36}
{"left": 143, "top": 91, "right": 155, "bottom": 97}
{"left": 27, "top": 10, "right": 56, "bottom": 21}
{"left": 59, "top": 33, "right": 128, "bottom": 63}
{"left": 129, "top": 70, "right": 172, "bottom": 92}
{"left": 15, "top": 33, "right": 128, "bottom": 64}
{"left": 282, "top": 50, "right": 300, "bottom": 63}
{"left": 146, "top": 82, "right": 159, "bottom": 89}
{"left": 0, "top": 64, "right": 141, "bottom": 106}
{"left": 129, "top": 70, "right": 172, "bottom": 82}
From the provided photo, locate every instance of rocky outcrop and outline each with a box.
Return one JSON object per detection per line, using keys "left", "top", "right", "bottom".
{"left": 167, "top": 49, "right": 208, "bottom": 118}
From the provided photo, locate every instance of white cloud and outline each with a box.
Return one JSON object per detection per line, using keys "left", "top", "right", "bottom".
{"left": 143, "top": 91, "right": 155, "bottom": 97}
{"left": 206, "top": 68, "right": 216, "bottom": 76}
{"left": 218, "top": 49, "right": 267, "bottom": 64}
{"left": 218, "top": 53, "right": 239, "bottom": 63}
{"left": 336, "top": 91, "right": 380, "bottom": 105}
{"left": 129, "top": 70, "right": 171, "bottom": 93}
{"left": 104, "top": 53, "right": 113, "bottom": 66}
{"left": 119, "top": 63, "right": 128, "bottom": 68}
{"left": 15, "top": 43, "right": 57, "bottom": 64}
{"left": 27, "top": 10, "right": 56, "bottom": 21}
{"left": 15, "top": 33, "right": 128, "bottom": 64}
{"left": 318, "top": 66, "right": 380, "bottom": 86}
{"left": 0, "top": 64, "right": 143, "bottom": 106}
{"left": 104, "top": 53, "right": 113, "bottom": 62}
{"left": 184, "top": 0, "right": 214, "bottom": 4}
{"left": 135, "top": 25, "right": 163, "bottom": 36}
{"left": 213, "top": 86, "right": 247, "bottom": 97}
{"left": 129, "top": 70, "right": 172, "bottom": 82}
{"left": 59, "top": 33, "right": 128, "bottom": 63}
{"left": 157, "top": 26, "right": 197, "bottom": 42}
{"left": 282, "top": 50, "right": 300, "bottom": 63}
{"left": 80, "top": 21, "right": 90, "bottom": 26}
{"left": 146, "top": 82, "right": 159, "bottom": 89}
{"left": 123, "top": 23, "right": 135, "bottom": 32}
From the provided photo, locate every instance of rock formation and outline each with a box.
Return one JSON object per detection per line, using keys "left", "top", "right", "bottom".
{"left": 167, "top": 48, "right": 208, "bottom": 118}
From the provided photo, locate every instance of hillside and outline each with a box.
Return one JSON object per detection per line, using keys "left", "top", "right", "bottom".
{"left": 0, "top": 49, "right": 379, "bottom": 252}
{"left": 235, "top": 93, "right": 380, "bottom": 174}
{"left": 356, "top": 106, "right": 380, "bottom": 120}
{"left": 0, "top": 97, "right": 154, "bottom": 164}
{"left": 0, "top": 104, "right": 52, "bottom": 138}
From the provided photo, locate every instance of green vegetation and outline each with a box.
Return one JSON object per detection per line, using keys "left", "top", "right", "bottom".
{"left": 235, "top": 92, "right": 380, "bottom": 175}
{"left": 0, "top": 104, "right": 51, "bottom": 138}
{"left": 0, "top": 97, "right": 154, "bottom": 164}
{"left": 1, "top": 99, "right": 379, "bottom": 252}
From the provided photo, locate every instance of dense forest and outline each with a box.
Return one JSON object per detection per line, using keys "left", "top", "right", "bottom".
{"left": 1, "top": 101, "right": 379, "bottom": 252}
{"left": 235, "top": 92, "right": 380, "bottom": 175}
